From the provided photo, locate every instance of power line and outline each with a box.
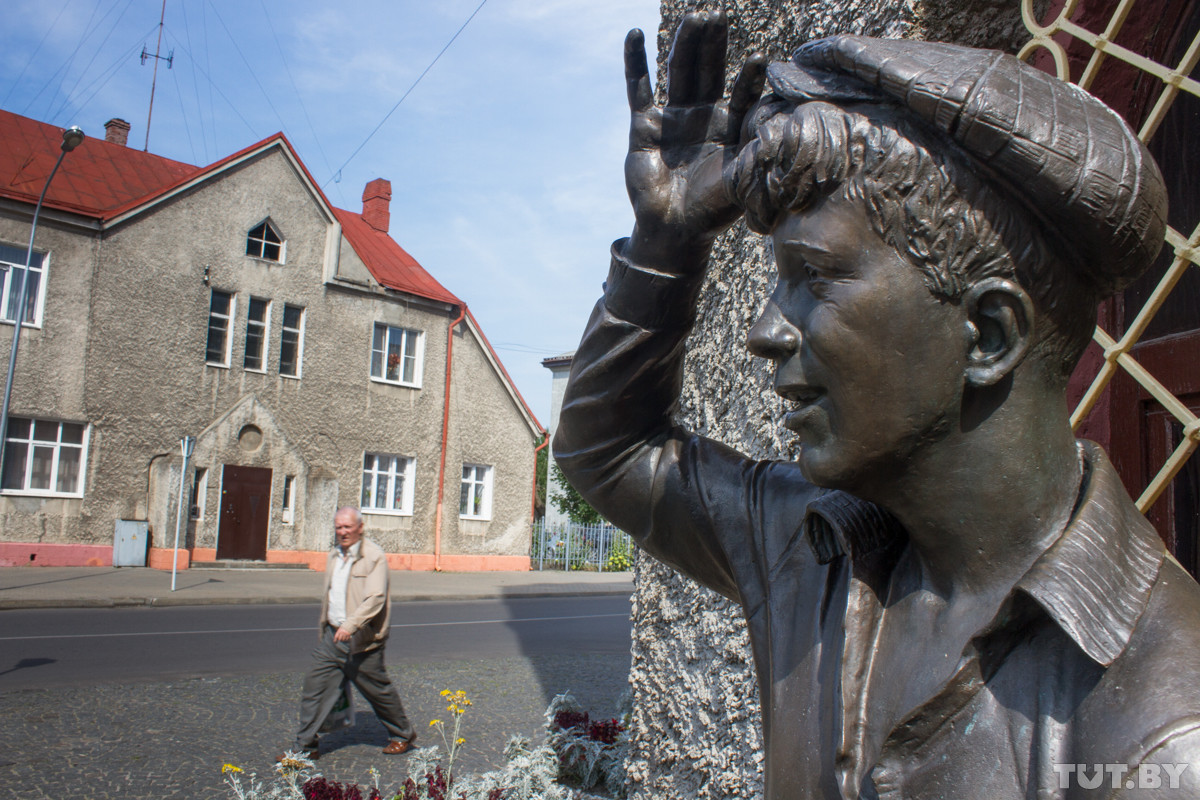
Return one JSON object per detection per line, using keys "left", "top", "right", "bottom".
{"left": 202, "top": 0, "right": 289, "bottom": 136}
{"left": 178, "top": 0, "right": 211, "bottom": 163}
{"left": 255, "top": 0, "right": 336, "bottom": 184}
{"left": 1, "top": 0, "right": 73, "bottom": 109}
{"left": 324, "top": 0, "right": 490, "bottom": 188}
{"left": 68, "top": 31, "right": 154, "bottom": 124}
{"left": 49, "top": 0, "right": 139, "bottom": 124}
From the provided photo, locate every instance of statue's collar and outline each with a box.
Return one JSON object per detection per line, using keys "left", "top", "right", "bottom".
{"left": 802, "top": 441, "right": 1165, "bottom": 666}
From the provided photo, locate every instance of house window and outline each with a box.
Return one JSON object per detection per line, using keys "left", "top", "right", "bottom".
{"left": 206, "top": 289, "right": 235, "bottom": 366}
{"left": 1, "top": 417, "right": 88, "bottom": 496}
{"left": 281, "top": 474, "right": 295, "bottom": 524}
{"left": 243, "top": 297, "right": 270, "bottom": 372}
{"left": 190, "top": 467, "right": 208, "bottom": 519}
{"left": 370, "top": 323, "right": 423, "bottom": 387}
{"left": 460, "top": 464, "right": 492, "bottom": 520}
{"left": 280, "top": 304, "right": 304, "bottom": 378}
{"left": 361, "top": 453, "right": 415, "bottom": 515}
{"left": 246, "top": 221, "right": 284, "bottom": 262}
{"left": 0, "top": 243, "right": 46, "bottom": 326}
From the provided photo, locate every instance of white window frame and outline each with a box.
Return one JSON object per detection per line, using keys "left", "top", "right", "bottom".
{"left": 246, "top": 220, "right": 285, "bottom": 263}
{"left": 361, "top": 453, "right": 416, "bottom": 516}
{"left": 460, "top": 463, "right": 493, "bottom": 520}
{"left": 206, "top": 289, "right": 236, "bottom": 367}
{"left": 243, "top": 296, "right": 271, "bottom": 373}
{"left": 281, "top": 474, "right": 296, "bottom": 524}
{"left": 279, "top": 304, "right": 305, "bottom": 379}
{"left": 1, "top": 417, "right": 89, "bottom": 498}
{"left": 190, "top": 467, "right": 208, "bottom": 520}
{"left": 369, "top": 323, "right": 424, "bottom": 388}
{"left": 0, "top": 243, "right": 47, "bottom": 328}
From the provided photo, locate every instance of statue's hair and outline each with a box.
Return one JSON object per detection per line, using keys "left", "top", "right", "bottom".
{"left": 729, "top": 97, "right": 1097, "bottom": 378}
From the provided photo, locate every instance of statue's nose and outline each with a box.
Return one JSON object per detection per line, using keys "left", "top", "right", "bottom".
{"left": 748, "top": 302, "right": 800, "bottom": 360}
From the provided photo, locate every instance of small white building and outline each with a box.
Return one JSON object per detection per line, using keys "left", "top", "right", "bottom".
{"left": 540, "top": 351, "right": 574, "bottom": 527}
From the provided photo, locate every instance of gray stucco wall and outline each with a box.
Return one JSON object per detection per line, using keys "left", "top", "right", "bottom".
{"left": 0, "top": 144, "right": 537, "bottom": 561}
{"left": 627, "top": 2, "right": 1040, "bottom": 798}
{"left": 0, "top": 210, "right": 99, "bottom": 543}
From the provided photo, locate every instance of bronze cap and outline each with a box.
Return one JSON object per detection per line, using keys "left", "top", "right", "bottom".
{"left": 765, "top": 36, "right": 1168, "bottom": 295}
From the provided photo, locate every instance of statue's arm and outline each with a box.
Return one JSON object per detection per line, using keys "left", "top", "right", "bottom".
{"left": 554, "top": 13, "right": 775, "bottom": 601}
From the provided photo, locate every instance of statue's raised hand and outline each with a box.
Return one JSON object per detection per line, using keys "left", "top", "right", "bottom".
{"left": 623, "top": 12, "right": 765, "bottom": 274}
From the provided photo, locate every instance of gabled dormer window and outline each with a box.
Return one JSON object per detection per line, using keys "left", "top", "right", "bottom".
{"left": 246, "top": 220, "right": 284, "bottom": 262}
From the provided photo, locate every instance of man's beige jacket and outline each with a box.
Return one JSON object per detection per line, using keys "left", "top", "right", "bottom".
{"left": 319, "top": 537, "right": 392, "bottom": 654}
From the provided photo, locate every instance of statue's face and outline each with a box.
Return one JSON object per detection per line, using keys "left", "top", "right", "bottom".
{"left": 749, "top": 190, "right": 969, "bottom": 494}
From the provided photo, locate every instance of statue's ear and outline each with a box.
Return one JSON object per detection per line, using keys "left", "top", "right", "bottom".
{"left": 963, "top": 278, "right": 1035, "bottom": 387}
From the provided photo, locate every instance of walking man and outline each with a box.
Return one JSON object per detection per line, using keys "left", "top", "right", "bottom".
{"left": 286, "top": 506, "right": 416, "bottom": 759}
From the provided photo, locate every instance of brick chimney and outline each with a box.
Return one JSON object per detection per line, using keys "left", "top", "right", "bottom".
{"left": 362, "top": 178, "right": 392, "bottom": 233}
{"left": 104, "top": 118, "right": 131, "bottom": 146}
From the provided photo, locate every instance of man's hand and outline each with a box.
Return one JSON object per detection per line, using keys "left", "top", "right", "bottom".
{"left": 623, "top": 11, "right": 765, "bottom": 274}
{"left": 334, "top": 626, "right": 353, "bottom": 643}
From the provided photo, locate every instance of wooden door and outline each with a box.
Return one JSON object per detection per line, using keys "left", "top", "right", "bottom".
{"left": 217, "top": 465, "right": 272, "bottom": 560}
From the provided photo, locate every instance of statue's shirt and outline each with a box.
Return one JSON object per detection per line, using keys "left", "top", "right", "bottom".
{"left": 553, "top": 244, "right": 1200, "bottom": 799}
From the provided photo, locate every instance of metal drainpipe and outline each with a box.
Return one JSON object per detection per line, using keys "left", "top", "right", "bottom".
{"left": 433, "top": 305, "right": 467, "bottom": 572}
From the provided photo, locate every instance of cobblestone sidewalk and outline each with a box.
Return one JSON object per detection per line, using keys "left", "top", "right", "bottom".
{"left": 0, "top": 653, "right": 631, "bottom": 800}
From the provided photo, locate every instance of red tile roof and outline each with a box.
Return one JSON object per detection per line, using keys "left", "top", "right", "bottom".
{"left": 0, "top": 109, "right": 198, "bottom": 216}
{"left": 0, "top": 108, "right": 460, "bottom": 306}
{"left": 334, "top": 207, "right": 461, "bottom": 305}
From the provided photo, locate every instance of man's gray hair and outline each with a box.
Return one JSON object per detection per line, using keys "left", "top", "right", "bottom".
{"left": 335, "top": 506, "right": 363, "bottom": 524}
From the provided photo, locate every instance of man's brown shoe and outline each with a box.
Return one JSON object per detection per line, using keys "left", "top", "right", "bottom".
{"left": 383, "top": 735, "right": 416, "bottom": 755}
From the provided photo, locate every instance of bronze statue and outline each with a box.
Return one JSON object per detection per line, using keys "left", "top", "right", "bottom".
{"left": 554, "top": 11, "right": 1200, "bottom": 799}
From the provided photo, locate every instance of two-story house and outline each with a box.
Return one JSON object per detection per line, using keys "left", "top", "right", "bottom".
{"left": 0, "top": 110, "right": 543, "bottom": 571}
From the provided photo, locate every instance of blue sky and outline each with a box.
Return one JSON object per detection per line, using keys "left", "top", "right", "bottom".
{"left": 1, "top": 0, "right": 663, "bottom": 425}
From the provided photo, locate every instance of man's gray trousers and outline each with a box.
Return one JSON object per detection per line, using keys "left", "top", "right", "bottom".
{"left": 295, "top": 626, "right": 414, "bottom": 750}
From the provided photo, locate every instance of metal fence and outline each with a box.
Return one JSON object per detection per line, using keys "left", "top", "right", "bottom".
{"left": 1019, "top": 0, "right": 1200, "bottom": 514}
{"left": 531, "top": 520, "right": 634, "bottom": 572}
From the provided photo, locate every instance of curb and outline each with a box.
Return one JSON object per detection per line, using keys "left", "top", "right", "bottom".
{"left": 0, "top": 586, "right": 633, "bottom": 611}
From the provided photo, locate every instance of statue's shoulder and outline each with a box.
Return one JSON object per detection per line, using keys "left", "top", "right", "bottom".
{"left": 1075, "top": 556, "right": 1200, "bottom": 770}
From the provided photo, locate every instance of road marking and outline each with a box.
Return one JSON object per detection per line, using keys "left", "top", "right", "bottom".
{"left": 0, "top": 612, "right": 630, "bottom": 641}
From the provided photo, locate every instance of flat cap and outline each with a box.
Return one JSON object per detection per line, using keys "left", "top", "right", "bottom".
{"left": 765, "top": 36, "right": 1168, "bottom": 295}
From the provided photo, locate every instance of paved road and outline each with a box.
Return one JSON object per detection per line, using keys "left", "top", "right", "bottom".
{"left": 0, "top": 596, "right": 632, "bottom": 690}
{"left": 0, "top": 596, "right": 633, "bottom": 800}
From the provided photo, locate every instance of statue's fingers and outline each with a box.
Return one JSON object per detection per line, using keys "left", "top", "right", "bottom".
{"left": 625, "top": 29, "right": 653, "bottom": 114}
{"left": 728, "top": 53, "right": 767, "bottom": 140}
{"left": 666, "top": 13, "right": 704, "bottom": 106}
{"left": 693, "top": 11, "right": 729, "bottom": 105}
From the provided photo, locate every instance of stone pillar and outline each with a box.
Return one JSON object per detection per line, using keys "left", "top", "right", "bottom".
{"left": 626, "top": 2, "right": 1040, "bottom": 798}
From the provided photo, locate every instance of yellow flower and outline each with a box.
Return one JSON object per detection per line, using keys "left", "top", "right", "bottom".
{"left": 429, "top": 719, "right": 441, "bottom": 726}
{"left": 455, "top": 737, "right": 466, "bottom": 745}
{"left": 440, "top": 689, "right": 451, "bottom": 696}
{"left": 221, "top": 764, "right": 244, "bottom": 774}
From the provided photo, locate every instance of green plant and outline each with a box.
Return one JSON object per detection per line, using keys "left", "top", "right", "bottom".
{"left": 221, "top": 692, "right": 625, "bottom": 800}
{"left": 603, "top": 536, "right": 633, "bottom": 572}
{"left": 221, "top": 752, "right": 317, "bottom": 800}
{"left": 544, "top": 693, "right": 629, "bottom": 798}
{"left": 549, "top": 464, "right": 603, "bottom": 525}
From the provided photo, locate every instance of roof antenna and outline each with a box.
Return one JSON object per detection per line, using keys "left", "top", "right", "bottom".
{"left": 140, "top": 0, "right": 174, "bottom": 152}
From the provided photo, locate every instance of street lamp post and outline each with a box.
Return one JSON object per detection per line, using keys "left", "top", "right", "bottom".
{"left": 0, "top": 126, "right": 84, "bottom": 485}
